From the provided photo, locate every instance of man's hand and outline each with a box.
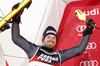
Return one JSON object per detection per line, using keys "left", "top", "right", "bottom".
{"left": 83, "top": 18, "right": 95, "bottom": 36}
{"left": 86, "top": 18, "right": 95, "bottom": 31}
{"left": 12, "top": 3, "right": 24, "bottom": 23}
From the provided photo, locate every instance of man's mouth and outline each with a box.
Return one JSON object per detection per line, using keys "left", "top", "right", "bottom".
{"left": 48, "top": 42, "right": 54, "bottom": 45}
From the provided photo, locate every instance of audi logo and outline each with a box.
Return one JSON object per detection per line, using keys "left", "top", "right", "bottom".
{"left": 76, "top": 25, "right": 95, "bottom": 33}
{"left": 86, "top": 42, "right": 97, "bottom": 49}
{"left": 80, "top": 60, "right": 98, "bottom": 66}
{"left": 76, "top": 25, "right": 86, "bottom": 32}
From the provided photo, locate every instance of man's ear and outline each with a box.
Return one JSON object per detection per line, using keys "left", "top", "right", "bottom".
{"left": 42, "top": 40, "right": 44, "bottom": 45}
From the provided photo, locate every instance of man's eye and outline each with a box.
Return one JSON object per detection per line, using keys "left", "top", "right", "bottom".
{"left": 53, "top": 37, "right": 56, "bottom": 39}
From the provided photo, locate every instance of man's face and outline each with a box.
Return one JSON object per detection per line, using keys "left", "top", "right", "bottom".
{"left": 43, "top": 34, "right": 57, "bottom": 49}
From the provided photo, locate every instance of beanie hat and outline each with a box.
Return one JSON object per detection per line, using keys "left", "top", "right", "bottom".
{"left": 42, "top": 26, "right": 57, "bottom": 41}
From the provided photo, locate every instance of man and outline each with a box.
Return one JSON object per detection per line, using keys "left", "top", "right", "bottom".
{"left": 11, "top": 4, "right": 95, "bottom": 66}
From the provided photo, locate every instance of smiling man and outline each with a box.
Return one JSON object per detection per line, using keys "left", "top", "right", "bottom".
{"left": 11, "top": 4, "right": 95, "bottom": 66}
{"left": 42, "top": 26, "right": 57, "bottom": 49}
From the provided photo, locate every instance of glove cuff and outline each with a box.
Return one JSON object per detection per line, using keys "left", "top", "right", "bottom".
{"left": 83, "top": 30, "right": 93, "bottom": 36}
{"left": 12, "top": 16, "right": 21, "bottom": 23}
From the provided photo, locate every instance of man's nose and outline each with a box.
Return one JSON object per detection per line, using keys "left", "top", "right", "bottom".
{"left": 50, "top": 38, "right": 54, "bottom": 42}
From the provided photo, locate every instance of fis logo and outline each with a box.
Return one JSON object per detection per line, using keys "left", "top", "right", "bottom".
{"left": 80, "top": 60, "right": 98, "bottom": 66}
